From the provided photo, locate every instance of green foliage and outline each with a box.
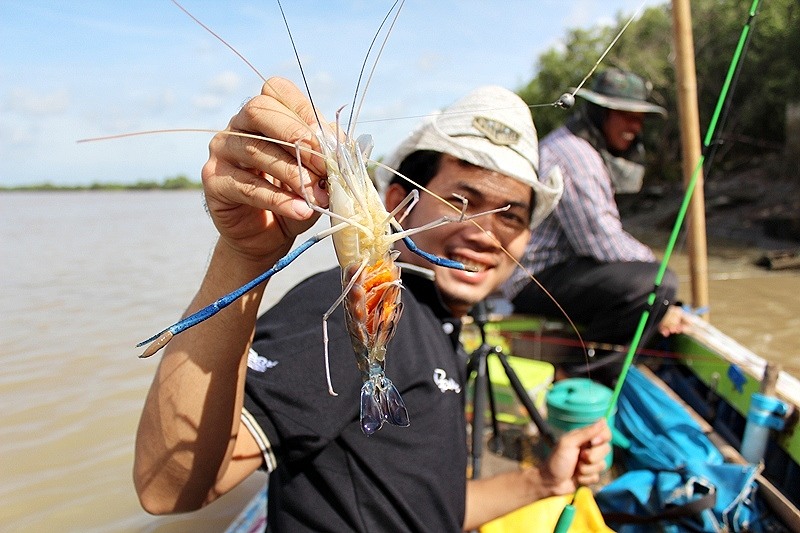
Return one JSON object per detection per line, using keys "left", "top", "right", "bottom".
{"left": 162, "top": 174, "right": 197, "bottom": 189}
{"left": 518, "top": 0, "right": 798, "bottom": 183}
{"left": 0, "top": 174, "right": 201, "bottom": 192}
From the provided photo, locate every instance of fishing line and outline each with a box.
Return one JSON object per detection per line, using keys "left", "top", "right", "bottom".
{"left": 346, "top": 2, "right": 649, "bottom": 127}
{"left": 553, "top": 1, "right": 647, "bottom": 110}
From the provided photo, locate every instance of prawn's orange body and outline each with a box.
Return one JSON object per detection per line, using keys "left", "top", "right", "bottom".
{"left": 345, "top": 259, "right": 403, "bottom": 361}
{"left": 342, "top": 259, "right": 407, "bottom": 435}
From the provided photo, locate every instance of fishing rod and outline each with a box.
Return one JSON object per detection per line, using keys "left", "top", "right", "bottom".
{"left": 554, "top": 0, "right": 763, "bottom": 530}
{"left": 607, "top": 0, "right": 763, "bottom": 425}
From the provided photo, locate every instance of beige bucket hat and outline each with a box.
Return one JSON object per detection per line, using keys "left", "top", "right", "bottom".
{"left": 376, "top": 85, "right": 563, "bottom": 228}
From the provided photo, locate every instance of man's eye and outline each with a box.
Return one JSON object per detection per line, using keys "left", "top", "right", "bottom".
{"left": 499, "top": 211, "right": 526, "bottom": 227}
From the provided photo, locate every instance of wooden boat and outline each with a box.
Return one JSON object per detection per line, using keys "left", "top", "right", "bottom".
{"left": 466, "top": 311, "right": 800, "bottom": 532}
{"left": 663, "top": 314, "right": 800, "bottom": 530}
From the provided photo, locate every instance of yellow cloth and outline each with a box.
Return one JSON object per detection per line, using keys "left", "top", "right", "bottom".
{"left": 480, "top": 486, "right": 614, "bottom": 533}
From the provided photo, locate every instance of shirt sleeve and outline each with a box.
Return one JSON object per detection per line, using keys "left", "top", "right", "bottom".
{"left": 544, "top": 134, "right": 655, "bottom": 263}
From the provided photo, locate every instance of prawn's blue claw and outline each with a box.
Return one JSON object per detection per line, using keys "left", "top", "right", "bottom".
{"left": 137, "top": 235, "right": 322, "bottom": 358}
{"left": 360, "top": 376, "right": 410, "bottom": 436}
{"left": 401, "top": 236, "right": 476, "bottom": 272}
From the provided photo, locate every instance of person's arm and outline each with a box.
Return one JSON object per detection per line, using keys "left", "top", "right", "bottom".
{"left": 462, "top": 419, "right": 611, "bottom": 530}
{"left": 134, "top": 77, "right": 328, "bottom": 514}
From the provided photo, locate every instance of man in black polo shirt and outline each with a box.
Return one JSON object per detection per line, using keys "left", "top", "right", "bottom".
{"left": 134, "top": 78, "right": 612, "bottom": 531}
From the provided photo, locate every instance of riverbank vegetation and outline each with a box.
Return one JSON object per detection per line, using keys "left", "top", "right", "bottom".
{"left": 0, "top": 174, "right": 201, "bottom": 192}
{"left": 521, "top": 0, "right": 799, "bottom": 247}
{"left": 519, "top": 0, "right": 798, "bottom": 183}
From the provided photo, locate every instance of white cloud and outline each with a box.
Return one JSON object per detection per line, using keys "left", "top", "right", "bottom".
{"left": 142, "top": 89, "right": 176, "bottom": 114}
{"left": 209, "top": 71, "right": 241, "bottom": 95}
{"left": 5, "top": 88, "right": 70, "bottom": 116}
{"left": 192, "top": 94, "right": 223, "bottom": 112}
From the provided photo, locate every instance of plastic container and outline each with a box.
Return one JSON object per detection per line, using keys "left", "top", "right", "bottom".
{"left": 546, "top": 378, "right": 614, "bottom": 468}
{"left": 740, "top": 392, "right": 788, "bottom": 464}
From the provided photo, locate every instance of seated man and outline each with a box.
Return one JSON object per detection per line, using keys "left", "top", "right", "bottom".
{"left": 502, "top": 68, "right": 686, "bottom": 386}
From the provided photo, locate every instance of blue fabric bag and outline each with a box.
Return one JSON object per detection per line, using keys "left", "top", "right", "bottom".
{"left": 595, "top": 367, "right": 767, "bottom": 532}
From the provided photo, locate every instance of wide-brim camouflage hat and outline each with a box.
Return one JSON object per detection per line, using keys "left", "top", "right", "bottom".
{"left": 376, "top": 85, "right": 563, "bottom": 229}
{"left": 576, "top": 68, "right": 667, "bottom": 117}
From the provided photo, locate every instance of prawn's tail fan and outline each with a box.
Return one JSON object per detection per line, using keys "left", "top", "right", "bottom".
{"left": 360, "top": 375, "right": 409, "bottom": 435}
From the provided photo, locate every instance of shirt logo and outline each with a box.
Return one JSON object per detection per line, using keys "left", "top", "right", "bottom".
{"left": 247, "top": 348, "right": 278, "bottom": 373}
{"left": 433, "top": 368, "right": 462, "bottom": 394}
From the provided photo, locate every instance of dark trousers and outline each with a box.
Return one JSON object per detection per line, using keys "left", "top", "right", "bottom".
{"left": 511, "top": 258, "right": 678, "bottom": 385}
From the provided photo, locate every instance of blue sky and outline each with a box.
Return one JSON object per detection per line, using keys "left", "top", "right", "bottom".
{"left": 1, "top": 0, "right": 663, "bottom": 186}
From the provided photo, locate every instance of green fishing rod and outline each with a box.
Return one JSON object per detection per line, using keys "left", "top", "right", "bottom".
{"left": 554, "top": 1, "right": 762, "bottom": 530}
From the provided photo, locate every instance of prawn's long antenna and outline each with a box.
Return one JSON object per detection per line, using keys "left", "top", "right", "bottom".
{"left": 170, "top": 0, "right": 320, "bottom": 136}
{"left": 348, "top": 0, "right": 405, "bottom": 137}
{"left": 275, "top": 0, "right": 324, "bottom": 131}
{"left": 77, "top": 129, "right": 327, "bottom": 162}
{"left": 170, "top": 0, "right": 267, "bottom": 83}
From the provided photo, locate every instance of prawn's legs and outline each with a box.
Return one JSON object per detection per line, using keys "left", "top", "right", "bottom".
{"left": 320, "top": 258, "right": 370, "bottom": 397}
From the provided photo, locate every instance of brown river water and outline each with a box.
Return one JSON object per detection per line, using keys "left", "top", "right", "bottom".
{"left": 2, "top": 191, "right": 797, "bottom": 532}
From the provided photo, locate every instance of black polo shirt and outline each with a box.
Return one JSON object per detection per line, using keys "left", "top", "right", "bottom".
{"left": 243, "top": 265, "right": 468, "bottom": 532}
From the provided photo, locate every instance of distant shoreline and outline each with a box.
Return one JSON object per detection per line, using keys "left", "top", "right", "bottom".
{"left": 0, "top": 175, "right": 201, "bottom": 192}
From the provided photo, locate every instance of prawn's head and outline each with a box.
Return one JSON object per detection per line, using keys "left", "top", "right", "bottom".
{"left": 318, "top": 129, "right": 394, "bottom": 267}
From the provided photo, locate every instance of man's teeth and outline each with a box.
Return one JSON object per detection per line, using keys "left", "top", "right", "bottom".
{"left": 454, "top": 257, "right": 486, "bottom": 272}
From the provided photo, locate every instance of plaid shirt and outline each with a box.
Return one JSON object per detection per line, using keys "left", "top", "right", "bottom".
{"left": 502, "top": 125, "right": 655, "bottom": 298}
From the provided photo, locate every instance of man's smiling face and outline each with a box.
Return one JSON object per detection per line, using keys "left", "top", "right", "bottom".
{"left": 386, "top": 155, "right": 532, "bottom": 317}
{"left": 602, "top": 109, "right": 645, "bottom": 152}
